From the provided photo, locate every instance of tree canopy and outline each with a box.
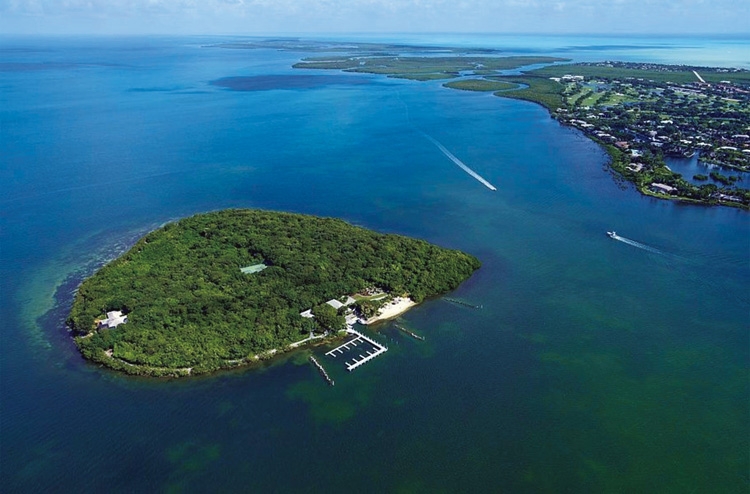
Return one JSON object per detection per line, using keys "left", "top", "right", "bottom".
{"left": 68, "top": 209, "right": 480, "bottom": 376}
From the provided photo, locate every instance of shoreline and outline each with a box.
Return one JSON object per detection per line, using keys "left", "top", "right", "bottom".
{"left": 365, "top": 296, "right": 417, "bottom": 325}
{"left": 81, "top": 297, "right": 423, "bottom": 378}
{"left": 86, "top": 330, "right": 346, "bottom": 378}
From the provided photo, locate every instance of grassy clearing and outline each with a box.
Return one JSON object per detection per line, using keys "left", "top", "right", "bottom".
{"left": 603, "top": 93, "right": 639, "bottom": 105}
{"left": 580, "top": 93, "right": 604, "bottom": 107}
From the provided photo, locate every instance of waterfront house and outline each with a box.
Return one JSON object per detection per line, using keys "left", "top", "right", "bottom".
{"left": 626, "top": 163, "right": 644, "bottom": 172}
{"left": 714, "top": 193, "right": 743, "bottom": 203}
{"left": 650, "top": 183, "right": 677, "bottom": 195}
{"left": 99, "top": 310, "right": 128, "bottom": 329}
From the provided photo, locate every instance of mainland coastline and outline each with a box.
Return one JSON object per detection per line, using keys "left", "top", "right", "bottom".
{"left": 276, "top": 41, "right": 750, "bottom": 209}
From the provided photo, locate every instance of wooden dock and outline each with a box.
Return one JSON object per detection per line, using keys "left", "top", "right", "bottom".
{"left": 443, "top": 297, "right": 482, "bottom": 309}
{"left": 310, "top": 356, "right": 334, "bottom": 386}
{"left": 395, "top": 324, "right": 425, "bottom": 341}
{"left": 325, "top": 328, "right": 387, "bottom": 372}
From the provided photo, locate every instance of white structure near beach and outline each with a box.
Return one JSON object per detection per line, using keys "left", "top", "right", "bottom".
{"left": 325, "top": 296, "right": 356, "bottom": 310}
{"left": 99, "top": 310, "right": 128, "bottom": 329}
{"left": 300, "top": 294, "right": 414, "bottom": 327}
{"left": 300, "top": 297, "right": 357, "bottom": 319}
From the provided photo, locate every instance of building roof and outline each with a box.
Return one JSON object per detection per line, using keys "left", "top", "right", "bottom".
{"left": 240, "top": 263, "right": 268, "bottom": 274}
{"left": 650, "top": 183, "right": 676, "bottom": 193}
{"left": 101, "top": 310, "right": 128, "bottom": 328}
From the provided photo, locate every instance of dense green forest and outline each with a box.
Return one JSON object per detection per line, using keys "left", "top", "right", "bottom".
{"left": 68, "top": 209, "right": 480, "bottom": 376}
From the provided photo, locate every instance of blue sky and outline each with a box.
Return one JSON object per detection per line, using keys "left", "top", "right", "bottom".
{"left": 0, "top": 0, "right": 747, "bottom": 35}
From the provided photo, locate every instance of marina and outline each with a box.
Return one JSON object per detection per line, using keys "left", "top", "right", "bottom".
{"left": 326, "top": 328, "right": 388, "bottom": 371}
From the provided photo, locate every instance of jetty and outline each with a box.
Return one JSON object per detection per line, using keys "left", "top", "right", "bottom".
{"left": 326, "top": 328, "right": 388, "bottom": 372}
{"left": 395, "top": 324, "right": 425, "bottom": 341}
{"left": 443, "top": 297, "right": 482, "bottom": 309}
{"left": 310, "top": 355, "right": 334, "bottom": 386}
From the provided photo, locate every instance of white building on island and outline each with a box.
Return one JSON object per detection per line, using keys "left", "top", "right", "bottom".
{"left": 99, "top": 310, "right": 128, "bottom": 329}
{"left": 300, "top": 296, "right": 357, "bottom": 319}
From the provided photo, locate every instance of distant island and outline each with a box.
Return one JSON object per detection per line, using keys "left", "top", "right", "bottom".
{"left": 67, "top": 209, "right": 480, "bottom": 376}
{"left": 293, "top": 54, "right": 568, "bottom": 81}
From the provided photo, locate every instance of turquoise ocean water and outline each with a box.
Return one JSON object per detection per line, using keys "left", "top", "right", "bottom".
{"left": 1, "top": 35, "right": 748, "bottom": 492}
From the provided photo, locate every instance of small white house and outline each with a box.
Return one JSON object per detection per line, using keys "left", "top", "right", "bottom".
{"left": 99, "top": 310, "right": 128, "bottom": 329}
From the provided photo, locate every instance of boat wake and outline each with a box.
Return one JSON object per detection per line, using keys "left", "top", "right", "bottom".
{"left": 421, "top": 132, "right": 497, "bottom": 191}
{"left": 607, "top": 231, "right": 746, "bottom": 305}
{"left": 609, "top": 233, "right": 663, "bottom": 255}
{"left": 396, "top": 91, "right": 496, "bottom": 192}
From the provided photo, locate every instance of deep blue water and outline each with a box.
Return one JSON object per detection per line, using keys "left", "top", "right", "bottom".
{"left": 1, "top": 35, "right": 748, "bottom": 492}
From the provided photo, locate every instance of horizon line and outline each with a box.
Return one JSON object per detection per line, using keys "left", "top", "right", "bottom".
{"left": 1, "top": 31, "right": 749, "bottom": 38}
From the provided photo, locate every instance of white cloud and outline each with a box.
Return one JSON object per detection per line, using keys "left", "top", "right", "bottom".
{"left": 0, "top": 0, "right": 746, "bottom": 34}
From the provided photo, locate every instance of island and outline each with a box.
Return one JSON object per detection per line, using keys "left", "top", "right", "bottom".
{"left": 293, "top": 54, "right": 568, "bottom": 81}
{"left": 67, "top": 209, "right": 480, "bottom": 376}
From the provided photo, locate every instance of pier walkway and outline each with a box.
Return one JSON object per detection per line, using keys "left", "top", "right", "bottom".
{"left": 325, "top": 328, "right": 388, "bottom": 372}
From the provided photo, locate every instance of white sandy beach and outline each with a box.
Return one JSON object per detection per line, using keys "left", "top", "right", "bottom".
{"left": 366, "top": 296, "right": 417, "bottom": 324}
